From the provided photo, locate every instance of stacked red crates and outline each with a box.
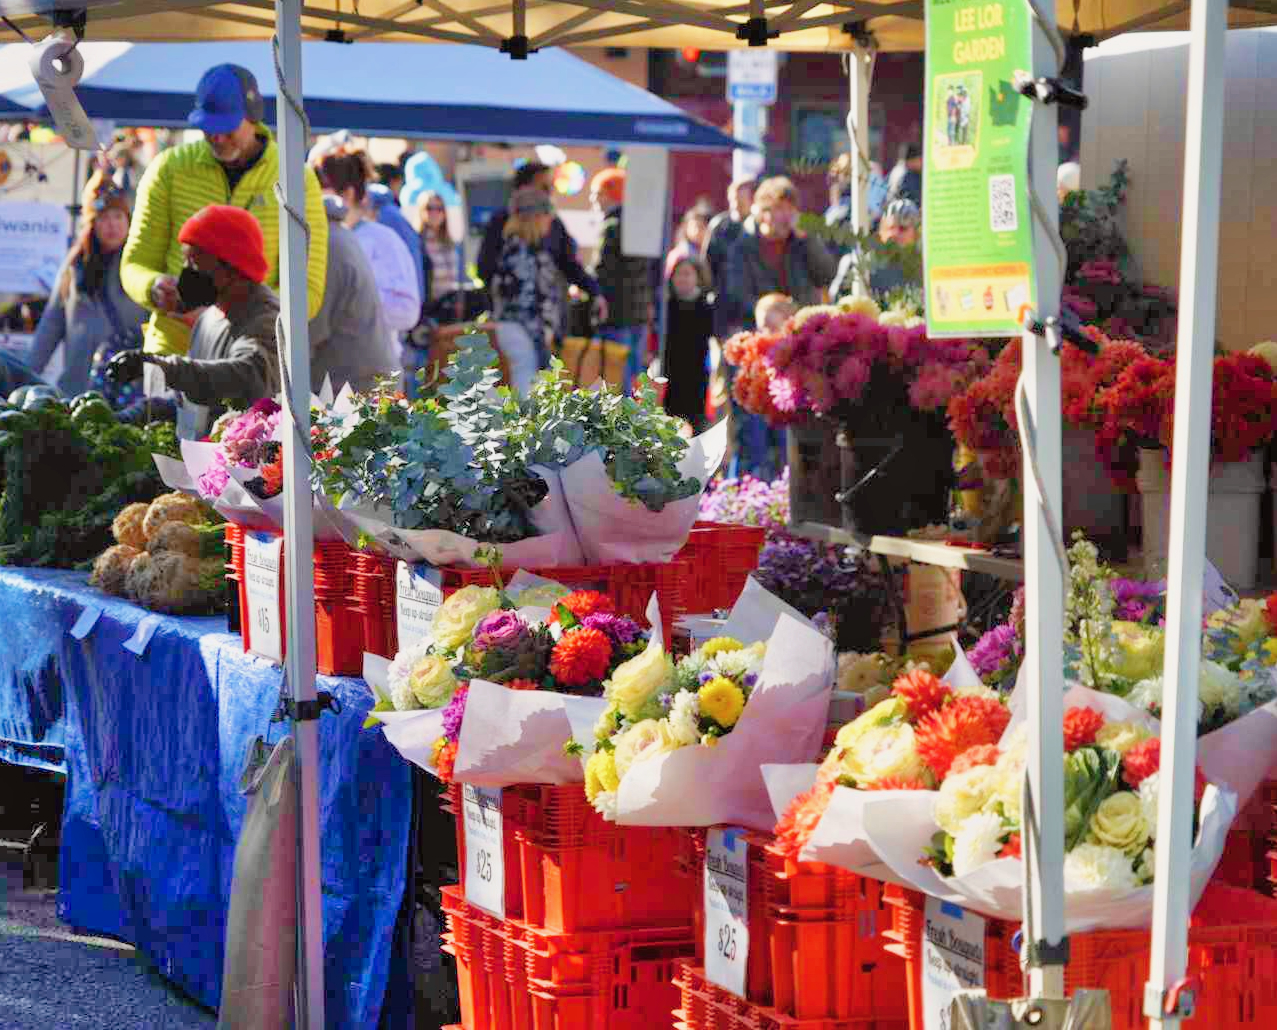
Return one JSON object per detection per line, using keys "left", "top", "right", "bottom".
{"left": 676, "top": 522, "right": 767, "bottom": 613}
{"left": 680, "top": 830, "right": 909, "bottom": 1028}
{"left": 883, "top": 883, "right": 1277, "bottom": 1030}
{"left": 440, "top": 783, "right": 698, "bottom": 1030}
{"left": 223, "top": 527, "right": 364, "bottom": 676}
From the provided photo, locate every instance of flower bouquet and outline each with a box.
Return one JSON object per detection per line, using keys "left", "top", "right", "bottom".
{"left": 570, "top": 582, "right": 835, "bottom": 831}
{"left": 365, "top": 579, "right": 651, "bottom": 787}
{"left": 765, "top": 657, "right": 1007, "bottom": 878}
{"left": 845, "top": 687, "right": 1235, "bottom": 931}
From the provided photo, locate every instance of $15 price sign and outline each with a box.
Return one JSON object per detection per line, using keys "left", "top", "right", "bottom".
{"left": 463, "top": 785, "right": 504, "bottom": 918}
{"left": 243, "top": 532, "right": 284, "bottom": 664}
{"left": 704, "top": 826, "right": 750, "bottom": 997}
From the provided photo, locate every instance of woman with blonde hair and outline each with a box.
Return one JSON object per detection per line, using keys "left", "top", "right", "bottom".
{"left": 416, "top": 189, "right": 462, "bottom": 316}
{"left": 29, "top": 170, "right": 148, "bottom": 400}
{"left": 487, "top": 186, "right": 563, "bottom": 389}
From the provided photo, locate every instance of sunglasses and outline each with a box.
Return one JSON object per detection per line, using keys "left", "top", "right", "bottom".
{"left": 90, "top": 184, "right": 128, "bottom": 211}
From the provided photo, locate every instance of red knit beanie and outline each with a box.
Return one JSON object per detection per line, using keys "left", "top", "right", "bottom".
{"left": 178, "top": 204, "right": 269, "bottom": 283}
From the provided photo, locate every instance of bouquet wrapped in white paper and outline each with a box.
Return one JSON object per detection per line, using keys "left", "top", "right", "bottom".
{"left": 574, "top": 581, "right": 835, "bottom": 831}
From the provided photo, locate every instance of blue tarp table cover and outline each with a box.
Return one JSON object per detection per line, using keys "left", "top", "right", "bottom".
{"left": 0, "top": 567, "right": 411, "bottom": 1028}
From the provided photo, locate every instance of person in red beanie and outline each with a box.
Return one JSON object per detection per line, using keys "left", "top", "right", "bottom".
{"left": 108, "top": 203, "right": 281, "bottom": 438}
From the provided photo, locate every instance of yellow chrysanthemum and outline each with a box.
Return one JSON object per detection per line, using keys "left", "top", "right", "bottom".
{"left": 1261, "top": 639, "right": 1277, "bottom": 666}
{"left": 584, "top": 750, "right": 619, "bottom": 802}
{"left": 430, "top": 736, "right": 447, "bottom": 766}
{"left": 700, "top": 636, "right": 745, "bottom": 659}
{"left": 698, "top": 676, "right": 746, "bottom": 728}
{"left": 839, "top": 294, "right": 881, "bottom": 320}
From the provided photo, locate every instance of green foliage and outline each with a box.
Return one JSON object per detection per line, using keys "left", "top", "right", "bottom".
{"left": 801, "top": 213, "right": 924, "bottom": 309}
{"left": 1062, "top": 746, "right": 1123, "bottom": 851}
{"left": 1059, "top": 159, "right": 1131, "bottom": 279}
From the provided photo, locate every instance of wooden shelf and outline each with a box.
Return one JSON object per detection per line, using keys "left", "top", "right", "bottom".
{"left": 867, "top": 535, "right": 1025, "bottom": 582}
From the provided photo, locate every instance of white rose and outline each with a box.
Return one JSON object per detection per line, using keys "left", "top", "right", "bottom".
{"left": 951, "top": 810, "right": 1007, "bottom": 877}
{"left": 590, "top": 789, "right": 619, "bottom": 821}
{"left": 431, "top": 586, "right": 500, "bottom": 649}
{"left": 935, "top": 766, "right": 999, "bottom": 837}
{"left": 606, "top": 646, "right": 675, "bottom": 721}
{"left": 1063, "top": 842, "right": 1139, "bottom": 892}
{"left": 612, "top": 719, "right": 678, "bottom": 779}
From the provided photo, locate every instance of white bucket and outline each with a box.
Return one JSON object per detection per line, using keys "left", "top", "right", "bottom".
{"left": 904, "top": 563, "right": 966, "bottom": 642}
{"left": 1138, "top": 449, "right": 1264, "bottom": 588}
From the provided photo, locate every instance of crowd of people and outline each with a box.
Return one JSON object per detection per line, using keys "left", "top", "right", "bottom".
{"left": 16, "top": 57, "right": 934, "bottom": 479}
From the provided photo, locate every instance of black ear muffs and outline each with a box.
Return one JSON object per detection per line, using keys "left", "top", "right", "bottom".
{"left": 229, "top": 65, "right": 266, "bottom": 124}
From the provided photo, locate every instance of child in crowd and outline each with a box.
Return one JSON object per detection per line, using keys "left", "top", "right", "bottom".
{"left": 663, "top": 255, "right": 714, "bottom": 432}
{"left": 755, "top": 292, "right": 797, "bottom": 333}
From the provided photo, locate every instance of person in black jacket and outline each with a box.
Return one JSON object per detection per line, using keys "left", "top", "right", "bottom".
{"left": 663, "top": 256, "right": 714, "bottom": 432}
{"left": 476, "top": 161, "right": 604, "bottom": 322}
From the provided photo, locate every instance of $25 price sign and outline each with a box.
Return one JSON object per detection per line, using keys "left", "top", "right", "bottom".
{"left": 704, "top": 826, "right": 750, "bottom": 997}
{"left": 463, "top": 785, "right": 505, "bottom": 918}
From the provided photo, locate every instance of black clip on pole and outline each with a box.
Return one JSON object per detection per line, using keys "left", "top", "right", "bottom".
{"left": 1012, "top": 69, "right": 1089, "bottom": 110}
{"left": 1018, "top": 305, "right": 1101, "bottom": 357}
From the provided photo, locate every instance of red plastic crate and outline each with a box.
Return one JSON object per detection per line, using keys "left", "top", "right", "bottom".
{"left": 677, "top": 521, "right": 767, "bottom": 613}
{"left": 685, "top": 831, "right": 906, "bottom": 1021}
{"left": 885, "top": 883, "right": 1277, "bottom": 1030}
{"left": 1216, "top": 779, "right": 1277, "bottom": 891}
{"left": 349, "top": 549, "right": 399, "bottom": 659}
{"left": 226, "top": 528, "right": 364, "bottom": 676}
{"left": 442, "top": 885, "right": 694, "bottom": 1030}
{"left": 675, "top": 962, "right": 896, "bottom": 1030}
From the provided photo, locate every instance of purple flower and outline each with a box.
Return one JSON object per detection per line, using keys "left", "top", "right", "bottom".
{"left": 472, "top": 610, "right": 528, "bottom": 651}
{"left": 699, "top": 671, "right": 714, "bottom": 684}
{"left": 968, "top": 624, "right": 1018, "bottom": 677}
{"left": 743, "top": 672, "right": 758, "bottom": 687}
{"left": 441, "top": 685, "right": 469, "bottom": 742}
{"left": 582, "top": 613, "right": 643, "bottom": 646}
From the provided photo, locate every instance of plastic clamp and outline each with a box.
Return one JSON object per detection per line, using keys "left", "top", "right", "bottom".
{"left": 1012, "top": 69, "right": 1089, "bottom": 110}
{"left": 736, "top": 16, "right": 777, "bottom": 46}
{"left": 1144, "top": 976, "right": 1200, "bottom": 1019}
{"left": 842, "top": 20, "right": 874, "bottom": 49}
{"left": 500, "top": 34, "right": 536, "bottom": 59}
{"left": 52, "top": 7, "right": 87, "bottom": 38}
{"left": 324, "top": 28, "right": 350, "bottom": 43}
{"left": 277, "top": 691, "right": 342, "bottom": 723}
{"left": 1012, "top": 930, "right": 1070, "bottom": 967}
{"left": 1017, "top": 304, "right": 1101, "bottom": 356}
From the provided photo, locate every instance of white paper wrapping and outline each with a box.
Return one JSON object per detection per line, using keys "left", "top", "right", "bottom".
{"left": 613, "top": 612, "right": 835, "bottom": 831}
{"left": 560, "top": 418, "right": 728, "bottom": 565}
{"left": 452, "top": 679, "right": 608, "bottom": 787}
{"left": 362, "top": 652, "right": 448, "bottom": 778}
{"left": 722, "top": 575, "right": 815, "bottom": 644}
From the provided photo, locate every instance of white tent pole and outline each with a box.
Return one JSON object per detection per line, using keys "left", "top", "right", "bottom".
{"left": 846, "top": 43, "right": 870, "bottom": 237}
{"left": 1145, "top": 0, "right": 1225, "bottom": 1025}
{"left": 1021, "top": 1, "right": 1066, "bottom": 1001}
{"left": 272, "top": 0, "right": 325, "bottom": 1025}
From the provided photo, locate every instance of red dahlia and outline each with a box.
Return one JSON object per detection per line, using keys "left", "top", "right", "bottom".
{"left": 548, "top": 627, "right": 613, "bottom": 687}
{"left": 1122, "top": 738, "right": 1161, "bottom": 788}
{"left": 891, "top": 669, "right": 954, "bottom": 721}
{"left": 914, "top": 696, "right": 1012, "bottom": 780}
{"left": 773, "top": 778, "right": 836, "bottom": 860}
{"left": 862, "top": 776, "right": 931, "bottom": 791}
{"left": 551, "top": 590, "right": 617, "bottom": 624}
{"left": 1063, "top": 707, "right": 1106, "bottom": 751}
{"left": 948, "top": 744, "right": 1001, "bottom": 777}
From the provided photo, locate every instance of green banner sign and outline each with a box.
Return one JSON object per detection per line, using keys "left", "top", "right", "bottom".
{"left": 923, "top": 0, "right": 1036, "bottom": 338}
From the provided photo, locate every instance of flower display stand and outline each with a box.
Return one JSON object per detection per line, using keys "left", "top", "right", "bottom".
{"left": 1137, "top": 449, "right": 1264, "bottom": 587}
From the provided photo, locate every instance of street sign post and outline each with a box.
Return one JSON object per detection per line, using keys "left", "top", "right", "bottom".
{"left": 727, "top": 50, "right": 778, "bottom": 105}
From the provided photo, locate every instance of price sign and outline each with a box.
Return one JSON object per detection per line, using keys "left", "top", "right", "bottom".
{"left": 243, "top": 532, "right": 284, "bottom": 664}
{"left": 704, "top": 827, "right": 750, "bottom": 997}
{"left": 396, "top": 562, "right": 444, "bottom": 652}
{"left": 921, "top": 897, "right": 985, "bottom": 1030}
{"left": 462, "top": 785, "right": 504, "bottom": 918}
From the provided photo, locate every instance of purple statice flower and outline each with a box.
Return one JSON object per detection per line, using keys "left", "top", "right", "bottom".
{"left": 811, "top": 610, "right": 834, "bottom": 640}
{"left": 743, "top": 672, "right": 759, "bottom": 688}
{"left": 440, "top": 685, "right": 469, "bottom": 742}
{"left": 699, "top": 671, "right": 714, "bottom": 684}
{"left": 472, "top": 609, "right": 528, "bottom": 651}
{"left": 657, "top": 693, "right": 674, "bottom": 709}
{"left": 697, "top": 470, "right": 790, "bottom": 534}
{"left": 582, "top": 613, "right": 643, "bottom": 646}
{"left": 968, "top": 624, "right": 1018, "bottom": 678}
{"left": 1109, "top": 578, "right": 1166, "bottom": 624}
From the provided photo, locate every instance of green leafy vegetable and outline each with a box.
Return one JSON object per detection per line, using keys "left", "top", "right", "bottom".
{"left": 1062, "top": 746, "right": 1123, "bottom": 850}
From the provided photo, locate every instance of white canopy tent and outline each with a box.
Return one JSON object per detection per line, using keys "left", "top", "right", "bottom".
{"left": 1, "top": 0, "right": 1272, "bottom": 1026}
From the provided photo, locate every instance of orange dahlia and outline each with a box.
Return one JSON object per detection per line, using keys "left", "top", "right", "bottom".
{"left": 551, "top": 590, "right": 616, "bottom": 624}
{"left": 948, "top": 744, "right": 1001, "bottom": 777}
{"left": 915, "top": 696, "right": 1011, "bottom": 780}
{"left": 1063, "top": 706, "right": 1105, "bottom": 751}
{"left": 507, "top": 678, "right": 539, "bottom": 691}
{"left": 435, "top": 740, "right": 458, "bottom": 783}
{"left": 998, "top": 833, "right": 1022, "bottom": 859}
{"left": 773, "top": 778, "right": 836, "bottom": 860}
{"left": 892, "top": 668, "right": 953, "bottom": 720}
{"left": 549, "top": 627, "right": 613, "bottom": 687}
{"left": 1122, "top": 738, "right": 1160, "bottom": 788}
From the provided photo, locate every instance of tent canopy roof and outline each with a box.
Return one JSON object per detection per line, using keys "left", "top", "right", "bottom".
{"left": 4, "top": 0, "right": 1273, "bottom": 54}
{"left": 0, "top": 40, "right": 745, "bottom": 148}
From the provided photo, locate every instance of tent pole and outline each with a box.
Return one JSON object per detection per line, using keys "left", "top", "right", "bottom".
{"left": 1144, "top": 0, "right": 1226, "bottom": 1024}
{"left": 272, "top": 0, "right": 325, "bottom": 1026}
{"left": 1021, "top": 1, "right": 1065, "bottom": 1002}
{"left": 845, "top": 43, "right": 870, "bottom": 237}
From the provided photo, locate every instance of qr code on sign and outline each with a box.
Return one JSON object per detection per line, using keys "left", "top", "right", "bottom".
{"left": 989, "top": 174, "right": 1018, "bottom": 233}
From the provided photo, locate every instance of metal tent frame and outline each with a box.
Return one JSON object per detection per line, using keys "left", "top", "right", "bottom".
{"left": 0, "top": 0, "right": 1266, "bottom": 1023}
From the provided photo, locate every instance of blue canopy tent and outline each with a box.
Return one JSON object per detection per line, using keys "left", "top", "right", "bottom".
{"left": 0, "top": 40, "right": 742, "bottom": 150}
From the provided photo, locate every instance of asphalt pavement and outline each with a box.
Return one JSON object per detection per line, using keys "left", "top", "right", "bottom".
{"left": 0, "top": 846, "right": 216, "bottom": 1030}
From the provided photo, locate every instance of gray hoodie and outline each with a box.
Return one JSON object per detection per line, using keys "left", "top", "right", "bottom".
{"left": 309, "top": 195, "right": 401, "bottom": 394}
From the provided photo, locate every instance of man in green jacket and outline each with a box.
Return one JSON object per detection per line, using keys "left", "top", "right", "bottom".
{"left": 120, "top": 63, "right": 327, "bottom": 359}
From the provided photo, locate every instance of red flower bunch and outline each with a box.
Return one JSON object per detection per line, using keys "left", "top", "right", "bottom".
{"left": 948, "top": 744, "right": 1001, "bottom": 776}
{"left": 1199, "top": 353, "right": 1277, "bottom": 464}
{"left": 548, "top": 627, "right": 614, "bottom": 687}
{"left": 914, "top": 696, "right": 1012, "bottom": 780}
{"left": 892, "top": 669, "right": 953, "bottom": 720}
{"left": 1121, "top": 737, "right": 1208, "bottom": 802}
{"left": 773, "top": 776, "right": 837, "bottom": 859}
{"left": 1093, "top": 354, "right": 1176, "bottom": 487}
{"left": 435, "top": 740, "right": 458, "bottom": 783}
{"left": 1265, "top": 593, "right": 1277, "bottom": 635}
{"left": 1063, "top": 706, "right": 1106, "bottom": 751}
{"left": 725, "top": 330, "right": 786, "bottom": 423}
{"left": 552, "top": 590, "right": 616, "bottom": 624}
